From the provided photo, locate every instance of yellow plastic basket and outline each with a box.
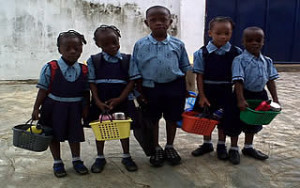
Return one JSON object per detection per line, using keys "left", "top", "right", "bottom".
{"left": 89, "top": 119, "right": 132, "bottom": 141}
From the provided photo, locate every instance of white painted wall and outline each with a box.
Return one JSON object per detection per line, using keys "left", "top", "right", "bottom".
{"left": 0, "top": 0, "right": 205, "bottom": 80}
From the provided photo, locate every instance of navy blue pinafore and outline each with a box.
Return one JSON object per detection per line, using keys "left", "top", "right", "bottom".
{"left": 39, "top": 61, "right": 88, "bottom": 142}
{"left": 88, "top": 53, "right": 131, "bottom": 121}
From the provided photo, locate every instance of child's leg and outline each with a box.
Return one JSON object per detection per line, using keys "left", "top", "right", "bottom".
{"left": 50, "top": 140, "right": 61, "bottom": 160}
{"left": 120, "top": 138, "right": 138, "bottom": 171}
{"left": 50, "top": 140, "right": 67, "bottom": 177}
{"left": 95, "top": 140, "right": 105, "bottom": 156}
{"left": 69, "top": 142, "right": 88, "bottom": 175}
{"left": 216, "top": 128, "right": 229, "bottom": 160}
{"left": 166, "top": 120, "right": 177, "bottom": 145}
{"left": 164, "top": 120, "right": 181, "bottom": 165}
{"left": 228, "top": 136, "right": 240, "bottom": 165}
{"left": 91, "top": 140, "right": 106, "bottom": 173}
{"left": 149, "top": 120, "right": 164, "bottom": 167}
{"left": 191, "top": 135, "right": 213, "bottom": 156}
{"left": 242, "top": 133, "right": 268, "bottom": 160}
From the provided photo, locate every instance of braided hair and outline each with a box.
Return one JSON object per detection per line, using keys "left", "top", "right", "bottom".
{"left": 56, "top": 30, "right": 87, "bottom": 47}
{"left": 93, "top": 25, "right": 121, "bottom": 41}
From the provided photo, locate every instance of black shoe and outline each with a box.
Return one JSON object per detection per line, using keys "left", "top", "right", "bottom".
{"left": 53, "top": 163, "right": 67, "bottom": 178}
{"left": 229, "top": 149, "right": 240, "bottom": 165}
{"left": 191, "top": 143, "right": 214, "bottom": 156}
{"left": 164, "top": 147, "right": 181, "bottom": 165}
{"left": 122, "top": 157, "right": 138, "bottom": 172}
{"left": 72, "top": 160, "right": 89, "bottom": 175}
{"left": 242, "top": 148, "right": 269, "bottom": 160}
{"left": 91, "top": 158, "right": 106, "bottom": 173}
{"left": 217, "top": 144, "right": 229, "bottom": 160}
{"left": 150, "top": 147, "right": 164, "bottom": 167}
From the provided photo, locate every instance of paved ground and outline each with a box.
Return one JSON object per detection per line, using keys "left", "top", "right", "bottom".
{"left": 0, "top": 72, "right": 299, "bottom": 188}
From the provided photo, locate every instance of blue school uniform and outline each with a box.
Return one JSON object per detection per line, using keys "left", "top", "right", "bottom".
{"left": 38, "top": 58, "right": 88, "bottom": 142}
{"left": 87, "top": 51, "right": 131, "bottom": 121}
{"left": 129, "top": 34, "right": 192, "bottom": 121}
{"left": 224, "top": 50, "right": 280, "bottom": 136}
{"left": 193, "top": 41, "right": 242, "bottom": 128}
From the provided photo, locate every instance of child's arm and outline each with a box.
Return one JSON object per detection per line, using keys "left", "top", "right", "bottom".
{"left": 32, "top": 89, "right": 48, "bottom": 120}
{"left": 266, "top": 80, "right": 279, "bottom": 103}
{"left": 234, "top": 80, "right": 248, "bottom": 111}
{"left": 196, "top": 73, "right": 210, "bottom": 107}
{"left": 90, "top": 83, "right": 109, "bottom": 112}
{"left": 106, "top": 80, "right": 135, "bottom": 110}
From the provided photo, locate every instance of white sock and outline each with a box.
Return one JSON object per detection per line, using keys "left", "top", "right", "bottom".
{"left": 96, "top": 155, "right": 105, "bottom": 159}
{"left": 54, "top": 159, "right": 63, "bottom": 164}
{"left": 72, "top": 157, "right": 81, "bottom": 162}
{"left": 218, "top": 141, "right": 225, "bottom": 145}
{"left": 230, "top": 146, "right": 239, "bottom": 151}
{"left": 244, "top": 144, "right": 253, "bottom": 149}
{"left": 204, "top": 140, "right": 212, "bottom": 144}
{"left": 122, "top": 153, "right": 131, "bottom": 158}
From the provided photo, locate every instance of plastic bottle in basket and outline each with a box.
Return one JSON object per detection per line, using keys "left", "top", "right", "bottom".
{"left": 255, "top": 100, "right": 271, "bottom": 111}
{"left": 26, "top": 125, "right": 43, "bottom": 134}
{"left": 212, "top": 108, "right": 224, "bottom": 120}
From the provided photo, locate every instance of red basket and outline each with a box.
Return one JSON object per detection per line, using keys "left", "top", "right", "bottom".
{"left": 181, "top": 111, "right": 219, "bottom": 136}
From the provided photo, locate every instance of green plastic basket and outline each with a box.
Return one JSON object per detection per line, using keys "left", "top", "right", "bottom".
{"left": 240, "top": 100, "right": 280, "bottom": 125}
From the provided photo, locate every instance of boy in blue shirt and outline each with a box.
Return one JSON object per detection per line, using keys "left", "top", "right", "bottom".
{"left": 227, "top": 26, "right": 280, "bottom": 164}
{"left": 129, "top": 5, "right": 191, "bottom": 167}
{"left": 192, "top": 17, "right": 242, "bottom": 161}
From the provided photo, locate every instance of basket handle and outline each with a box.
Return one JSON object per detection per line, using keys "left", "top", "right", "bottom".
{"left": 99, "top": 111, "right": 113, "bottom": 123}
{"left": 25, "top": 118, "right": 34, "bottom": 134}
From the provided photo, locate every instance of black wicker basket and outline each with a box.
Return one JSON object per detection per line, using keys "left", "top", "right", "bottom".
{"left": 12, "top": 120, "right": 53, "bottom": 152}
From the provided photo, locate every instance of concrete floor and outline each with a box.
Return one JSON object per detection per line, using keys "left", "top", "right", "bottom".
{"left": 0, "top": 72, "right": 299, "bottom": 188}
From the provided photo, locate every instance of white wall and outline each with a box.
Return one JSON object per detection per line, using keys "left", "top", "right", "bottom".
{"left": 0, "top": 0, "right": 205, "bottom": 80}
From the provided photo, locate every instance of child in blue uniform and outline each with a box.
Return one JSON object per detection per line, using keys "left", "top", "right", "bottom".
{"left": 87, "top": 25, "right": 138, "bottom": 173}
{"left": 32, "top": 30, "right": 89, "bottom": 177}
{"left": 129, "top": 6, "right": 191, "bottom": 167}
{"left": 192, "top": 17, "right": 242, "bottom": 160}
{"left": 226, "top": 26, "right": 280, "bottom": 164}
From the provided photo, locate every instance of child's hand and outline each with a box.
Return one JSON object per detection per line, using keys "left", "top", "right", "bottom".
{"left": 106, "top": 98, "right": 122, "bottom": 110}
{"left": 237, "top": 100, "right": 248, "bottom": 111}
{"left": 32, "top": 109, "right": 40, "bottom": 120}
{"left": 96, "top": 101, "right": 109, "bottom": 112}
{"left": 137, "top": 95, "right": 147, "bottom": 105}
{"left": 199, "top": 96, "right": 210, "bottom": 107}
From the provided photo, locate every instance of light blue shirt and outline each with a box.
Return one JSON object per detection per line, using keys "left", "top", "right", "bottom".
{"left": 232, "top": 50, "right": 279, "bottom": 92}
{"left": 87, "top": 51, "right": 123, "bottom": 83}
{"left": 37, "top": 57, "right": 87, "bottom": 90}
{"left": 129, "top": 34, "right": 191, "bottom": 87}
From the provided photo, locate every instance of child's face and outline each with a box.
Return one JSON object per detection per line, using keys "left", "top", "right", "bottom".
{"left": 144, "top": 8, "right": 172, "bottom": 39}
{"left": 243, "top": 29, "right": 264, "bottom": 57}
{"left": 208, "top": 22, "right": 233, "bottom": 48}
{"left": 59, "top": 37, "right": 83, "bottom": 64}
{"left": 95, "top": 30, "right": 120, "bottom": 56}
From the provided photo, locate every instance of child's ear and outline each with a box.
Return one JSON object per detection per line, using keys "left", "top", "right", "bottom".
{"left": 169, "top": 19, "right": 173, "bottom": 25}
{"left": 144, "top": 20, "right": 149, "bottom": 27}
{"left": 208, "top": 30, "right": 212, "bottom": 37}
{"left": 95, "top": 41, "right": 102, "bottom": 48}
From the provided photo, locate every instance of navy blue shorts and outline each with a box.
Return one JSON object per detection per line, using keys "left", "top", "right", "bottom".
{"left": 193, "top": 83, "right": 233, "bottom": 129}
{"left": 142, "top": 78, "right": 186, "bottom": 122}
{"left": 223, "top": 89, "right": 268, "bottom": 137}
{"left": 39, "top": 97, "right": 85, "bottom": 142}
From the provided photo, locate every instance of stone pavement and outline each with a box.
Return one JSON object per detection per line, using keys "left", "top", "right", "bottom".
{"left": 0, "top": 72, "right": 299, "bottom": 188}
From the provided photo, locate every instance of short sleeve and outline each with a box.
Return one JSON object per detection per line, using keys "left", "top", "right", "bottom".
{"left": 192, "top": 49, "right": 204, "bottom": 74}
{"left": 129, "top": 44, "right": 142, "bottom": 80}
{"left": 266, "top": 57, "right": 280, "bottom": 80}
{"left": 36, "top": 64, "right": 51, "bottom": 90}
{"left": 87, "top": 57, "right": 96, "bottom": 83}
{"left": 232, "top": 56, "right": 244, "bottom": 82}
{"left": 178, "top": 43, "right": 192, "bottom": 73}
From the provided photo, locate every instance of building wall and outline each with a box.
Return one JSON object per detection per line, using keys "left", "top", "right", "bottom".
{"left": 0, "top": 0, "right": 205, "bottom": 80}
